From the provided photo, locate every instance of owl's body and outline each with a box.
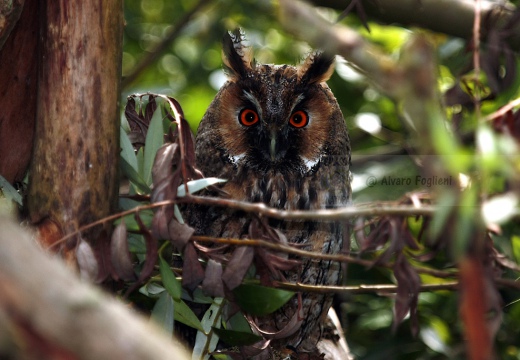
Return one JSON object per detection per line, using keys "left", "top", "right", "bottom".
{"left": 189, "top": 31, "right": 351, "bottom": 357}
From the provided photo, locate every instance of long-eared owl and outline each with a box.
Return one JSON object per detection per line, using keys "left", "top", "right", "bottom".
{"left": 190, "top": 30, "right": 352, "bottom": 357}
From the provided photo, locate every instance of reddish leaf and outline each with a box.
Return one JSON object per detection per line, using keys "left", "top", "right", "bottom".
{"left": 201, "top": 259, "right": 225, "bottom": 297}
{"left": 110, "top": 221, "right": 136, "bottom": 281}
{"left": 151, "top": 207, "right": 170, "bottom": 240}
{"left": 222, "top": 246, "right": 254, "bottom": 290}
{"left": 392, "top": 253, "right": 420, "bottom": 335}
{"left": 125, "top": 213, "right": 158, "bottom": 296}
{"left": 151, "top": 142, "right": 179, "bottom": 185}
{"left": 168, "top": 218, "right": 194, "bottom": 251}
{"left": 182, "top": 243, "right": 205, "bottom": 292}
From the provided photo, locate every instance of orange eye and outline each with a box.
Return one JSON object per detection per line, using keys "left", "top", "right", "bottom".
{"left": 239, "top": 109, "right": 259, "bottom": 126}
{"left": 289, "top": 110, "right": 308, "bottom": 128}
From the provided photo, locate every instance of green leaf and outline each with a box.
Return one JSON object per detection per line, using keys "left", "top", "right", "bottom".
{"left": 212, "top": 328, "right": 262, "bottom": 346}
{"left": 173, "top": 298, "right": 204, "bottom": 333}
{"left": 193, "top": 298, "right": 224, "bottom": 360}
{"left": 143, "top": 107, "right": 165, "bottom": 186}
{"left": 233, "top": 284, "right": 295, "bottom": 316}
{"left": 159, "top": 256, "right": 181, "bottom": 301}
{"left": 120, "top": 127, "right": 138, "bottom": 171}
{"left": 150, "top": 291, "right": 174, "bottom": 335}
{"left": 120, "top": 157, "right": 151, "bottom": 194}
{"left": 139, "top": 282, "right": 165, "bottom": 297}
{"left": 0, "top": 175, "right": 22, "bottom": 205}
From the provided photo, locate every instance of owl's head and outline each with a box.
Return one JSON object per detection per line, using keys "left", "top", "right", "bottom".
{"left": 198, "top": 29, "right": 348, "bottom": 177}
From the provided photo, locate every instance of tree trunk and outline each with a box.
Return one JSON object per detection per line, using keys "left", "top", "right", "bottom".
{"left": 28, "top": 1, "right": 123, "bottom": 257}
{"left": 0, "top": 0, "right": 38, "bottom": 184}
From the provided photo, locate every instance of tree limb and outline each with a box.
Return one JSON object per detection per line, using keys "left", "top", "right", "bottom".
{"left": 0, "top": 217, "right": 190, "bottom": 360}
{"left": 313, "top": 0, "right": 519, "bottom": 50}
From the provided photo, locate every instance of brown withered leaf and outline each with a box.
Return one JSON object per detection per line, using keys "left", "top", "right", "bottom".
{"left": 151, "top": 207, "right": 170, "bottom": 240}
{"left": 392, "top": 253, "right": 420, "bottom": 336}
{"left": 201, "top": 259, "right": 225, "bottom": 297}
{"left": 94, "top": 230, "right": 113, "bottom": 283}
{"left": 168, "top": 218, "right": 194, "bottom": 251}
{"left": 182, "top": 243, "right": 205, "bottom": 292}
{"left": 76, "top": 239, "right": 99, "bottom": 281}
{"left": 222, "top": 246, "right": 254, "bottom": 290}
{"left": 151, "top": 171, "right": 181, "bottom": 204}
{"left": 151, "top": 142, "right": 179, "bottom": 185}
{"left": 125, "top": 213, "right": 158, "bottom": 296}
{"left": 144, "top": 95, "right": 157, "bottom": 125}
{"left": 110, "top": 221, "right": 136, "bottom": 281}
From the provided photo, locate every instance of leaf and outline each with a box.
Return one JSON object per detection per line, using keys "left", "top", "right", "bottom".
{"left": 177, "top": 178, "right": 227, "bottom": 197}
{"left": 120, "top": 156, "right": 151, "bottom": 194}
{"left": 168, "top": 218, "right": 194, "bottom": 251}
{"left": 120, "top": 127, "right": 139, "bottom": 172}
{"left": 151, "top": 142, "right": 178, "bottom": 185}
{"left": 150, "top": 291, "right": 174, "bottom": 335}
{"left": 110, "top": 220, "right": 136, "bottom": 281}
{"left": 124, "top": 213, "right": 158, "bottom": 296}
{"left": 222, "top": 246, "right": 254, "bottom": 290}
{"left": 143, "top": 107, "right": 165, "bottom": 186}
{"left": 159, "top": 256, "right": 181, "bottom": 301}
{"left": 173, "top": 298, "right": 204, "bottom": 332}
{"left": 212, "top": 328, "right": 262, "bottom": 347}
{"left": 193, "top": 298, "right": 224, "bottom": 360}
{"left": 0, "top": 175, "right": 22, "bottom": 205}
{"left": 233, "top": 284, "right": 295, "bottom": 316}
{"left": 182, "top": 243, "right": 205, "bottom": 291}
{"left": 201, "top": 259, "right": 225, "bottom": 297}
{"left": 76, "top": 239, "right": 99, "bottom": 281}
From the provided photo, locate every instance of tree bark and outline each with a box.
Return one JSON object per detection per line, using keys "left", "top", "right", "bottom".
{"left": 28, "top": 1, "right": 122, "bottom": 253}
{"left": 0, "top": 0, "right": 38, "bottom": 184}
{"left": 0, "top": 216, "right": 191, "bottom": 360}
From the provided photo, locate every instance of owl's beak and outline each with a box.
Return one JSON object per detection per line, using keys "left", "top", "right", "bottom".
{"left": 270, "top": 136, "right": 276, "bottom": 161}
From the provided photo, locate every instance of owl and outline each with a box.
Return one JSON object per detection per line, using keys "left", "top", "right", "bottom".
{"left": 189, "top": 30, "right": 351, "bottom": 358}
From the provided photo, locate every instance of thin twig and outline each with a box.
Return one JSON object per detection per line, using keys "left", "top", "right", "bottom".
{"left": 52, "top": 198, "right": 436, "bottom": 248}
{"left": 272, "top": 280, "right": 460, "bottom": 294}
{"left": 192, "top": 235, "right": 456, "bottom": 279}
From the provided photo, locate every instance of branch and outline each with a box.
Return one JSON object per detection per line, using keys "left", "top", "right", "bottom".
{"left": 273, "top": 280, "right": 460, "bottom": 294}
{"left": 313, "top": 0, "right": 519, "bottom": 50}
{"left": 0, "top": 217, "right": 190, "bottom": 360}
{"left": 192, "top": 235, "right": 455, "bottom": 279}
{"left": 54, "top": 196, "right": 436, "bottom": 247}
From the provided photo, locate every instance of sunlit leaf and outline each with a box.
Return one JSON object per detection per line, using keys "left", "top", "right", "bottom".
{"left": 233, "top": 284, "right": 295, "bottom": 316}
{"left": 176, "top": 177, "right": 226, "bottom": 197}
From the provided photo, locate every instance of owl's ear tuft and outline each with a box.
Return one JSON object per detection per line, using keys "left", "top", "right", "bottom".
{"left": 222, "top": 29, "right": 255, "bottom": 81}
{"left": 298, "top": 52, "right": 335, "bottom": 85}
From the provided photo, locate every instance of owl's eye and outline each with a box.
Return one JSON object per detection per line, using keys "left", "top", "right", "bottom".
{"left": 239, "top": 109, "right": 259, "bottom": 126}
{"left": 289, "top": 110, "right": 309, "bottom": 128}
